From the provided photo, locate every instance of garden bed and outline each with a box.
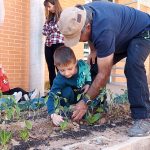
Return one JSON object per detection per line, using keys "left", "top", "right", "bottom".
{"left": 0, "top": 84, "right": 133, "bottom": 150}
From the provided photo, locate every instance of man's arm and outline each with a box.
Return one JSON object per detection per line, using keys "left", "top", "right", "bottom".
{"left": 72, "top": 53, "right": 114, "bottom": 121}
{"left": 87, "top": 53, "right": 114, "bottom": 99}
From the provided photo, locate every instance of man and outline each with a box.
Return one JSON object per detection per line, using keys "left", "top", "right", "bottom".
{"left": 58, "top": 1, "right": 150, "bottom": 137}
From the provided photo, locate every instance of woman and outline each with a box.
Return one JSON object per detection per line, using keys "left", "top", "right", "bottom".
{"left": 42, "top": 0, "right": 64, "bottom": 88}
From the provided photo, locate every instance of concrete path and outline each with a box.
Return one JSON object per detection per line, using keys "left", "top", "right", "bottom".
{"left": 62, "top": 135, "right": 150, "bottom": 150}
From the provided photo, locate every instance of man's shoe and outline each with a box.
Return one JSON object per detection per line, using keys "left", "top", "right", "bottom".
{"left": 128, "top": 119, "right": 150, "bottom": 137}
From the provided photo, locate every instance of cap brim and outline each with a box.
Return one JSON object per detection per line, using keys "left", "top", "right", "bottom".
{"left": 64, "top": 33, "right": 81, "bottom": 47}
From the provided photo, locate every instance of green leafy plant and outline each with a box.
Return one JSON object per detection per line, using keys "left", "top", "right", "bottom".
{"left": 113, "top": 89, "right": 128, "bottom": 104}
{"left": 19, "top": 129, "right": 29, "bottom": 142}
{"left": 51, "top": 92, "right": 71, "bottom": 119}
{"left": 85, "top": 113, "right": 101, "bottom": 125}
{"left": 59, "top": 120, "right": 68, "bottom": 131}
{"left": 19, "top": 120, "right": 32, "bottom": 142}
{"left": 0, "top": 129, "right": 12, "bottom": 148}
{"left": 85, "top": 87, "right": 107, "bottom": 125}
{"left": 50, "top": 92, "right": 72, "bottom": 131}
{"left": 25, "top": 120, "right": 32, "bottom": 130}
{"left": 0, "top": 92, "right": 21, "bottom": 122}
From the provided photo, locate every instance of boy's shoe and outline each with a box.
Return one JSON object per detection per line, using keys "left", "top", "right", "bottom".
{"left": 128, "top": 119, "right": 150, "bottom": 137}
{"left": 30, "top": 89, "right": 39, "bottom": 99}
{"left": 18, "top": 94, "right": 30, "bottom": 102}
{"left": 23, "top": 94, "right": 30, "bottom": 101}
{"left": 13, "top": 92, "right": 22, "bottom": 103}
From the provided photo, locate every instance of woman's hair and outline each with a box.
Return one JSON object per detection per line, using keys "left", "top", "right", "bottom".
{"left": 44, "top": 0, "right": 62, "bottom": 22}
{"left": 54, "top": 46, "right": 76, "bottom": 67}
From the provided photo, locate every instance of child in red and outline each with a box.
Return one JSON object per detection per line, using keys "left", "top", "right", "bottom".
{"left": 0, "top": 65, "right": 39, "bottom": 102}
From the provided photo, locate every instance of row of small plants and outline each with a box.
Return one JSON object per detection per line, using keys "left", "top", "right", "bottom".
{"left": 52, "top": 87, "right": 128, "bottom": 131}
{"left": 46, "top": 89, "right": 108, "bottom": 131}
{"left": 0, "top": 120, "right": 32, "bottom": 150}
{"left": 0, "top": 91, "right": 47, "bottom": 149}
{"left": 0, "top": 88, "right": 128, "bottom": 149}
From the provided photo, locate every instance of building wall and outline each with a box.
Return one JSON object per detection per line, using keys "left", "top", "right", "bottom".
{"left": 0, "top": 0, "right": 149, "bottom": 91}
{"left": 0, "top": 0, "right": 85, "bottom": 91}
{"left": 0, "top": 0, "right": 30, "bottom": 90}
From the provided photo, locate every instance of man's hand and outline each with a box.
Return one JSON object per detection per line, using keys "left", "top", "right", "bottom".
{"left": 50, "top": 113, "right": 64, "bottom": 126}
{"left": 72, "top": 100, "right": 88, "bottom": 121}
{"left": 87, "top": 51, "right": 96, "bottom": 65}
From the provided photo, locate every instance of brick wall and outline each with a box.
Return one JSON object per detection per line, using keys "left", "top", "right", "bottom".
{"left": 0, "top": 0, "right": 85, "bottom": 90}
{"left": 0, "top": 0, "right": 30, "bottom": 90}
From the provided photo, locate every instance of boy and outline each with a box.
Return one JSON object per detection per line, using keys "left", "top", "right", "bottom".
{"left": 47, "top": 46, "right": 93, "bottom": 126}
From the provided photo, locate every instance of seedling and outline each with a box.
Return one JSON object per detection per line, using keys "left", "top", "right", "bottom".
{"left": 113, "top": 89, "right": 128, "bottom": 104}
{"left": 59, "top": 120, "right": 68, "bottom": 131}
{"left": 85, "top": 112, "right": 101, "bottom": 125}
{"left": 85, "top": 87, "right": 107, "bottom": 125}
{"left": 19, "top": 129, "right": 29, "bottom": 142}
{"left": 0, "top": 129, "right": 12, "bottom": 148}
{"left": 51, "top": 92, "right": 70, "bottom": 119}
{"left": 25, "top": 120, "right": 32, "bottom": 130}
{"left": 19, "top": 120, "right": 32, "bottom": 142}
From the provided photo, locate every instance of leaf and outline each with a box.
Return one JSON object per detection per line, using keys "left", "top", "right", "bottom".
{"left": 77, "top": 94, "right": 82, "bottom": 101}
{"left": 96, "top": 107, "right": 104, "bottom": 113}
{"left": 86, "top": 113, "right": 101, "bottom": 125}
{"left": 15, "top": 105, "right": 20, "bottom": 119}
{"left": 0, "top": 130, "right": 12, "bottom": 146}
{"left": 63, "top": 98, "right": 68, "bottom": 103}
{"left": 44, "top": 96, "right": 48, "bottom": 103}
{"left": 54, "top": 98, "right": 59, "bottom": 108}
{"left": 25, "top": 120, "right": 32, "bottom": 130}
{"left": 92, "top": 113, "right": 101, "bottom": 123}
{"left": 19, "top": 129, "right": 29, "bottom": 142}
{"left": 63, "top": 106, "right": 69, "bottom": 115}
{"left": 55, "top": 108, "right": 60, "bottom": 113}
{"left": 6, "top": 107, "right": 15, "bottom": 120}
{"left": 60, "top": 120, "right": 68, "bottom": 131}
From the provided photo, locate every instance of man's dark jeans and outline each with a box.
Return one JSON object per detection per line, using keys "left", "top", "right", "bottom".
{"left": 114, "top": 35, "right": 150, "bottom": 119}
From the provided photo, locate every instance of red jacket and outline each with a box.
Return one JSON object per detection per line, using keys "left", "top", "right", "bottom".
{"left": 0, "top": 68, "right": 10, "bottom": 92}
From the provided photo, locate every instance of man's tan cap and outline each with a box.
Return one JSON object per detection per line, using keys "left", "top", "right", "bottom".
{"left": 58, "top": 7, "right": 86, "bottom": 47}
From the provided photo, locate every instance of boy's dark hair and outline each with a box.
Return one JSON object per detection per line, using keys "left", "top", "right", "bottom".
{"left": 54, "top": 46, "right": 76, "bottom": 67}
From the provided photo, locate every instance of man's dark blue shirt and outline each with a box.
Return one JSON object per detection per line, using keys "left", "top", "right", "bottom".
{"left": 84, "top": 2, "right": 150, "bottom": 57}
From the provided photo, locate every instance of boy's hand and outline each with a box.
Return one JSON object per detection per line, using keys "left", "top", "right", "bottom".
{"left": 82, "top": 84, "right": 90, "bottom": 94}
{"left": 50, "top": 113, "right": 64, "bottom": 126}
